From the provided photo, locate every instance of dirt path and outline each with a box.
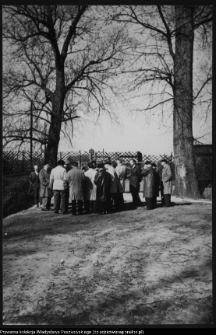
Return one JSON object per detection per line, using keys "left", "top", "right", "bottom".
{"left": 3, "top": 195, "right": 212, "bottom": 325}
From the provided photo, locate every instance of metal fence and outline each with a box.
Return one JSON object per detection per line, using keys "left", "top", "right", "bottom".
{"left": 3, "top": 149, "right": 212, "bottom": 181}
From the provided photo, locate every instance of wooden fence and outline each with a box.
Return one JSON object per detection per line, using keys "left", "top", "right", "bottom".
{"left": 2, "top": 149, "right": 212, "bottom": 181}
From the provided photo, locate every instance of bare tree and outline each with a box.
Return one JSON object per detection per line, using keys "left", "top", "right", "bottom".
{"left": 3, "top": 5, "right": 128, "bottom": 166}
{"left": 112, "top": 5, "right": 212, "bottom": 198}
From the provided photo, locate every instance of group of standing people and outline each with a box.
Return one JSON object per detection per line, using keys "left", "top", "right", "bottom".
{"left": 29, "top": 157, "right": 172, "bottom": 215}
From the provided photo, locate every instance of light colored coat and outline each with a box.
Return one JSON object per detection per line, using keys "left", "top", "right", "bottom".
{"left": 39, "top": 168, "right": 52, "bottom": 198}
{"left": 106, "top": 165, "right": 118, "bottom": 193}
{"left": 84, "top": 168, "right": 97, "bottom": 201}
{"left": 49, "top": 165, "right": 66, "bottom": 190}
{"left": 115, "top": 164, "right": 128, "bottom": 193}
{"left": 141, "top": 166, "right": 156, "bottom": 198}
{"left": 162, "top": 163, "right": 172, "bottom": 194}
{"left": 66, "top": 167, "right": 85, "bottom": 201}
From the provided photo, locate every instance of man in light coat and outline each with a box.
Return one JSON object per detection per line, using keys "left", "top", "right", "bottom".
{"left": 84, "top": 162, "right": 97, "bottom": 213}
{"left": 49, "top": 160, "right": 67, "bottom": 214}
{"left": 104, "top": 160, "right": 119, "bottom": 211}
{"left": 160, "top": 159, "right": 172, "bottom": 207}
{"left": 66, "top": 161, "right": 85, "bottom": 215}
{"left": 39, "top": 163, "right": 52, "bottom": 211}
{"left": 115, "top": 158, "right": 128, "bottom": 209}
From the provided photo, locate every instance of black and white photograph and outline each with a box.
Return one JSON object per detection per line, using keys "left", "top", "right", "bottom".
{"left": 2, "top": 4, "right": 212, "bottom": 326}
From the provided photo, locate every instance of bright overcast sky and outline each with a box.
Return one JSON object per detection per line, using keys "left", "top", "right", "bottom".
{"left": 58, "top": 99, "right": 212, "bottom": 155}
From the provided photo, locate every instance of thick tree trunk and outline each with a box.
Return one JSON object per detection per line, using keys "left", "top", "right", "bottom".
{"left": 173, "top": 5, "right": 200, "bottom": 198}
{"left": 45, "top": 68, "right": 65, "bottom": 168}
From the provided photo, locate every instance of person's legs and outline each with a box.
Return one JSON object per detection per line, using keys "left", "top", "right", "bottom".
{"left": 145, "top": 197, "right": 154, "bottom": 209}
{"left": 42, "top": 197, "right": 47, "bottom": 209}
{"left": 78, "top": 200, "right": 83, "bottom": 215}
{"left": 53, "top": 190, "right": 60, "bottom": 213}
{"left": 72, "top": 200, "right": 76, "bottom": 215}
{"left": 47, "top": 197, "right": 51, "bottom": 210}
{"left": 130, "top": 185, "right": 137, "bottom": 206}
{"left": 164, "top": 194, "right": 171, "bottom": 207}
{"left": 60, "top": 190, "right": 66, "bottom": 214}
{"left": 86, "top": 200, "right": 90, "bottom": 213}
{"left": 36, "top": 186, "right": 40, "bottom": 206}
{"left": 65, "top": 189, "right": 69, "bottom": 213}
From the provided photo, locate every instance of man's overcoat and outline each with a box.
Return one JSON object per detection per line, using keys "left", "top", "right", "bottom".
{"left": 66, "top": 167, "right": 85, "bottom": 201}
{"left": 94, "top": 168, "right": 112, "bottom": 202}
{"left": 141, "top": 166, "right": 156, "bottom": 198}
{"left": 39, "top": 169, "right": 52, "bottom": 198}
{"left": 129, "top": 165, "right": 141, "bottom": 189}
{"left": 84, "top": 168, "right": 97, "bottom": 201}
{"left": 162, "top": 163, "right": 172, "bottom": 194}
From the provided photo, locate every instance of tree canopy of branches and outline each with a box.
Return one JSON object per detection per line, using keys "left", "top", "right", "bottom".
{"left": 112, "top": 5, "right": 212, "bottom": 198}
{"left": 3, "top": 5, "right": 129, "bottom": 166}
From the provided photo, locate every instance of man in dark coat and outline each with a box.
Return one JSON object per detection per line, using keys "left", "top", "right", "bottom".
{"left": 151, "top": 162, "right": 160, "bottom": 208}
{"left": 129, "top": 159, "right": 141, "bottom": 207}
{"left": 63, "top": 159, "right": 72, "bottom": 213}
{"left": 65, "top": 161, "right": 85, "bottom": 215}
{"left": 39, "top": 163, "right": 52, "bottom": 211}
{"left": 141, "top": 161, "right": 155, "bottom": 210}
{"left": 94, "top": 162, "right": 112, "bottom": 214}
{"left": 29, "top": 165, "right": 41, "bottom": 208}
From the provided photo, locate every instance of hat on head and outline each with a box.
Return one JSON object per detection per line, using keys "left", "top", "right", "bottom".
{"left": 145, "top": 161, "right": 152, "bottom": 165}
{"left": 104, "top": 159, "right": 111, "bottom": 165}
{"left": 65, "top": 158, "right": 71, "bottom": 164}
{"left": 151, "top": 163, "right": 157, "bottom": 168}
{"left": 97, "top": 162, "right": 104, "bottom": 169}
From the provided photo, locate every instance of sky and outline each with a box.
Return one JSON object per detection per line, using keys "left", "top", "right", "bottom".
{"left": 58, "top": 98, "right": 212, "bottom": 155}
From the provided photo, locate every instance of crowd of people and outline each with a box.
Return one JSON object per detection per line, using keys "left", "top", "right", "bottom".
{"left": 29, "top": 158, "right": 172, "bottom": 215}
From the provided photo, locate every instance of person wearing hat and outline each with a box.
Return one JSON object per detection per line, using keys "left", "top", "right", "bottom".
{"left": 39, "top": 162, "right": 52, "bottom": 211}
{"left": 151, "top": 162, "right": 160, "bottom": 208}
{"left": 29, "top": 164, "right": 41, "bottom": 208}
{"left": 65, "top": 161, "right": 85, "bottom": 215}
{"left": 104, "top": 159, "right": 119, "bottom": 212}
{"left": 128, "top": 158, "right": 141, "bottom": 207}
{"left": 83, "top": 162, "right": 97, "bottom": 213}
{"left": 160, "top": 159, "right": 172, "bottom": 207}
{"left": 115, "top": 158, "right": 128, "bottom": 209}
{"left": 63, "top": 158, "right": 72, "bottom": 212}
{"left": 141, "top": 161, "right": 155, "bottom": 210}
{"left": 49, "top": 159, "right": 67, "bottom": 214}
{"left": 94, "top": 162, "right": 112, "bottom": 214}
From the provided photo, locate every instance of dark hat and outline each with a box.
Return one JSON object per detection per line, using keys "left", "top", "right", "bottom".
{"left": 97, "top": 162, "right": 104, "bottom": 169}
{"left": 104, "top": 159, "right": 111, "bottom": 165}
{"left": 57, "top": 159, "right": 65, "bottom": 166}
{"left": 145, "top": 161, "right": 152, "bottom": 165}
{"left": 151, "top": 163, "right": 157, "bottom": 168}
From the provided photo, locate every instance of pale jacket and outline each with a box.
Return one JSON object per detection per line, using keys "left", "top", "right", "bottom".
{"left": 49, "top": 165, "right": 67, "bottom": 191}
{"left": 162, "top": 163, "right": 172, "bottom": 194}
{"left": 106, "top": 165, "right": 118, "bottom": 193}
{"left": 115, "top": 164, "right": 128, "bottom": 193}
{"left": 84, "top": 168, "right": 97, "bottom": 201}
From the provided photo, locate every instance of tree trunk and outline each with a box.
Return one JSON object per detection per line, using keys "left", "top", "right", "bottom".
{"left": 45, "top": 69, "right": 65, "bottom": 168}
{"left": 173, "top": 5, "right": 200, "bottom": 198}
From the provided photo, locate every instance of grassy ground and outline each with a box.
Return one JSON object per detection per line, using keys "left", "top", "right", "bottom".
{"left": 3, "top": 194, "right": 212, "bottom": 325}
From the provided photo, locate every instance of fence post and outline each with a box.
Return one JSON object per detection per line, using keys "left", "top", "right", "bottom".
{"left": 137, "top": 151, "right": 142, "bottom": 163}
{"left": 79, "top": 150, "right": 82, "bottom": 167}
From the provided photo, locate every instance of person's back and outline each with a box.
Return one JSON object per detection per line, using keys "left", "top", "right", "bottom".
{"left": 66, "top": 165, "right": 85, "bottom": 199}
